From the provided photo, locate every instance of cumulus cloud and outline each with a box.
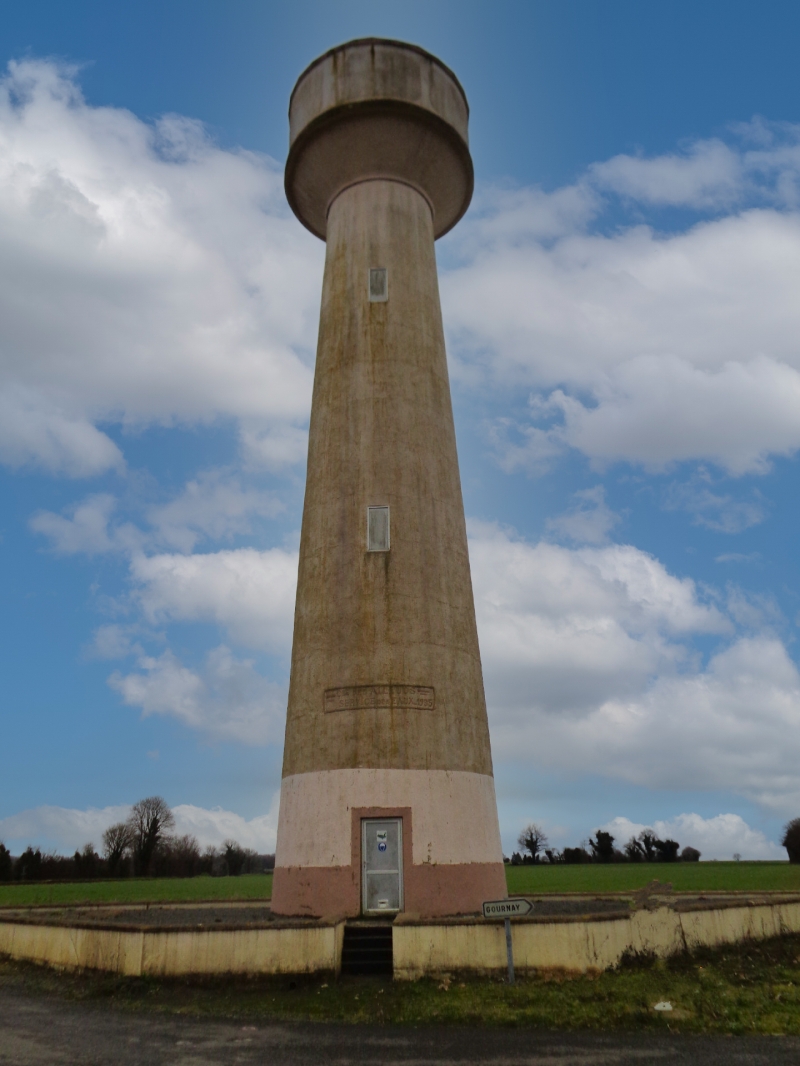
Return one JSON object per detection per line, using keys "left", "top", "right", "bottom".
{"left": 545, "top": 485, "right": 620, "bottom": 545}
{"left": 30, "top": 493, "right": 120, "bottom": 554}
{"left": 601, "top": 813, "right": 783, "bottom": 862}
{"left": 130, "top": 546, "right": 297, "bottom": 653}
{"left": 87, "top": 623, "right": 144, "bottom": 660}
{"left": 590, "top": 139, "right": 743, "bottom": 209}
{"left": 0, "top": 388, "right": 124, "bottom": 477}
{"left": 471, "top": 522, "right": 728, "bottom": 715}
{"left": 171, "top": 797, "right": 280, "bottom": 852}
{"left": 0, "top": 58, "right": 319, "bottom": 476}
{"left": 470, "top": 525, "right": 800, "bottom": 814}
{"left": 240, "top": 423, "right": 309, "bottom": 471}
{"left": 0, "top": 797, "right": 279, "bottom": 854}
{"left": 444, "top": 125, "right": 800, "bottom": 475}
{"left": 109, "top": 644, "right": 286, "bottom": 744}
{"left": 145, "top": 471, "right": 284, "bottom": 553}
{"left": 0, "top": 804, "right": 130, "bottom": 855}
{"left": 664, "top": 476, "right": 767, "bottom": 533}
{"left": 31, "top": 470, "right": 283, "bottom": 555}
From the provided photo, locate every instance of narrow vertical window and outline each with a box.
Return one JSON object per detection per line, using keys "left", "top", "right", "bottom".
{"left": 369, "top": 267, "right": 388, "bottom": 302}
{"left": 367, "top": 506, "right": 390, "bottom": 551}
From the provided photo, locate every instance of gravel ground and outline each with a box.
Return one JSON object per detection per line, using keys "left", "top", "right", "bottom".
{"left": 2, "top": 986, "right": 800, "bottom": 1066}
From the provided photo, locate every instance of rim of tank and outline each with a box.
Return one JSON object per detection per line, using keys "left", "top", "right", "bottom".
{"left": 288, "top": 37, "right": 469, "bottom": 117}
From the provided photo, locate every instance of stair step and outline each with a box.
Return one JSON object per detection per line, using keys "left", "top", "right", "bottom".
{"left": 340, "top": 922, "right": 394, "bottom": 976}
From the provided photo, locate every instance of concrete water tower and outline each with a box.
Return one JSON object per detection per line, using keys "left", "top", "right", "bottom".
{"left": 272, "top": 38, "right": 506, "bottom": 919}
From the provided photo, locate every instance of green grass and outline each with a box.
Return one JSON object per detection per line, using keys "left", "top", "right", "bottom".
{"left": 2, "top": 863, "right": 798, "bottom": 908}
{"left": 506, "top": 861, "right": 800, "bottom": 895}
{"left": 0, "top": 873, "right": 272, "bottom": 908}
{"left": 4, "top": 932, "right": 800, "bottom": 1032}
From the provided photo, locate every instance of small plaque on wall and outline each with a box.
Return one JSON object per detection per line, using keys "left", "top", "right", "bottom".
{"left": 324, "top": 684, "right": 435, "bottom": 713}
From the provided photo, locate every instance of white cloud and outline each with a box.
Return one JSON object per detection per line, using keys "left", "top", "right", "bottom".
{"left": 590, "top": 139, "right": 743, "bottom": 208}
{"left": 31, "top": 470, "right": 284, "bottom": 555}
{"left": 130, "top": 546, "right": 297, "bottom": 653}
{"left": 87, "top": 624, "right": 143, "bottom": 660}
{"left": 240, "top": 423, "right": 309, "bottom": 471}
{"left": 470, "top": 526, "right": 800, "bottom": 814}
{"left": 0, "top": 387, "right": 124, "bottom": 477}
{"left": 145, "top": 470, "right": 283, "bottom": 552}
{"left": 0, "top": 797, "right": 280, "bottom": 854}
{"left": 471, "top": 522, "right": 727, "bottom": 713}
{"left": 109, "top": 644, "right": 285, "bottom": 744}
{"left": 171, "top": 796, "right": 280, "bottom": 852}
{"left": 444, "top": 126, "right": 800, "bottom": 475}
{"left": 544, "top": 354, "right": 800, "bottom": 476}
{"left": 664, "top": 476, "right": 767, "bottom": 533}
{"left": 0, "top": 59, "right": 319, "bottom": 476}
{"left": 546, "top": 485, "right": 620, "bottom": 545}
{"left": 601, "top": 813, "right": 783, "bottom": 862}
{"left": 0, "top": 804, "right": 130, "bottom": 855}
{"left": 30, "top": 493, "right": 119, "bottom": 554}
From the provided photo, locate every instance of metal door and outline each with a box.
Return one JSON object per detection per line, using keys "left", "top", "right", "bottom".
{"left": 361, "top": 818, "right": 403, "bottom": 914}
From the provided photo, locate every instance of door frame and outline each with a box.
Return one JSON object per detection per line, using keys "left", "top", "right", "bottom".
{"left": 361, "top": 816, "right": 404, "bottom": 915}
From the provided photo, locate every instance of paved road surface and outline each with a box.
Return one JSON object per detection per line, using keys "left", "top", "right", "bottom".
{"left": 1, "top": 987, "right": 800, "bottom": 1066}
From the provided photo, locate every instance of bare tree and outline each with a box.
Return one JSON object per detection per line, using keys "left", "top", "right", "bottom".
{"left": 127, "top": 797, "right": 175, "bottom": 876}
{"left": 102, "top": 822, "right": 132, "bottom": 875}
{"left": 782, "top": 818, "right": 800, "bottom": 863}
{"left": 517, "top": 823, "right": 548, "bottom": 863}
{"left": 637, "top": 829, "right": 659, "bottom": 862}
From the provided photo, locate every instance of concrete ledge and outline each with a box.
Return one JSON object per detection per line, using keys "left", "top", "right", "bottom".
{"left": 3, "top": 895, "right": 800, "bottom": 978}
{"left": 0, "top": 911, "right": 345, "bottom": 976}
{"left": 393, "top": 896, "right": 800, "bottom": 978}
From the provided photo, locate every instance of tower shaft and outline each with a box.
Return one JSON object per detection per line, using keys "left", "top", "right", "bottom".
{"left": 273, "top": 40, "right": 506, "bottom": 918}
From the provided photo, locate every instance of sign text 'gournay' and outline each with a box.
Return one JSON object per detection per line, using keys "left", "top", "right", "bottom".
{"left": 482, "top": 898, "right": 533, "bottom": 919}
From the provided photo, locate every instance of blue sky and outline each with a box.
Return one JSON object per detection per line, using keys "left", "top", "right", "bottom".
{"left": 2, "top": 0, "right": 800, "bottom": 861}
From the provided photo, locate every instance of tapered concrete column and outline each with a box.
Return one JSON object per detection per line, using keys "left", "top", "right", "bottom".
{"left": 272, "top": 39, "right": 505, "bottom": 918}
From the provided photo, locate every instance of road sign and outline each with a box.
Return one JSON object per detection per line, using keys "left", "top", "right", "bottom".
{"left": 482, "top": 898, "right": 533, "bottom": 919}
{"left": 482, "top": 898, "right": 533, "bottom": 985}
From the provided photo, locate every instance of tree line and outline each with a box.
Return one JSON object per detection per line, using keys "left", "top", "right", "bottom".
{"left": 511, "top": 818, "right": 800, "bottom": 865}
{"left": 0, "top": 797, "right": 274, "bottom": 882}
{"left": 510, "top": 823, "right": 701, "bottom": 864}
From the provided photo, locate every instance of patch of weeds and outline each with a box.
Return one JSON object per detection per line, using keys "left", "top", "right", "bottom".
{"left": 3, "top": 934, "right": 800, "bottom": 1032}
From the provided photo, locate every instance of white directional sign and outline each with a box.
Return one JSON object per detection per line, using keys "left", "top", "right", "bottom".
{"left": 482, "top": 898, "right": 533, "bottom": 919}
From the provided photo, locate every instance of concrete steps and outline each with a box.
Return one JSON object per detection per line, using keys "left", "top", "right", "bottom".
{"left": 340, "top": 921, "right": 393, "bottom": 976}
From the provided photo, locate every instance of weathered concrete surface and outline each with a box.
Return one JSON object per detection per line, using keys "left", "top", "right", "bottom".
{"left": 274, "top": 38, "right": 504, "bottom": 921}
{"left": 282, "top": 181, "right": 492, "bottom": 780}
{"left": 4, "top": 895, "right": 800, "bottom": 979}
{"left": 286, "top": 38, "right": 472, "bottom": 239}
{"left": 392, "top": 897, "right": 800, "bottom": 979}
{"left": 0, "top": 914, "right": 344, "bottom": 976}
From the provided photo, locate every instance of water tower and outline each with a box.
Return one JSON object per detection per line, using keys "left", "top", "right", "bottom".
{"left": 272, "top": 38, "right": 506, "bottom": 918}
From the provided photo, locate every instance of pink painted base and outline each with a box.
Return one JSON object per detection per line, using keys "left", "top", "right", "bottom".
{"left": 271, "top": 860, "right": 507, "bottom": 919}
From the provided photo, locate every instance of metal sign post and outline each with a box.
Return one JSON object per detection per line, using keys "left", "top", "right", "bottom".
{"left": 504, "top": 916, "right": 515, "bottom": 985}
{"left": 482, "top": 898, "right": 533, "bottom": 985}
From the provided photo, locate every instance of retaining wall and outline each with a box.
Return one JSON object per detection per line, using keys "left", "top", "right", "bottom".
{"left": 2, "top": 896, "right": 800, "bottom": 978}
{"left": 0, "top": 916, "right": 344, "bottom": 976}
{"left": 393, "top": 898, "right": 800, "bottom": 978}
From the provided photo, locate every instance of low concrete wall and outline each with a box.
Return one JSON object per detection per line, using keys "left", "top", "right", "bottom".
{"left": 393, "top": 898, "right": 800, "bottom": 978}
{"left": 0, "top": 916, "right": 345, "bottom": 977}
{"left": 3, "top": 897, "right": 800, "bottom": 978}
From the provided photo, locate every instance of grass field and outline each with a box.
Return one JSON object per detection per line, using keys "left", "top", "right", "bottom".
{"left": 1, "top": 862, "right": 798, "bottom": 908}
{"left": 4, "top": 932, "right": 800, "bottom": 1033}
{"left": 0, "top": 873, "right": 273, "bottom": 908}
{"left": 506, "top": 861, "right": 800, "bottom": 895}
